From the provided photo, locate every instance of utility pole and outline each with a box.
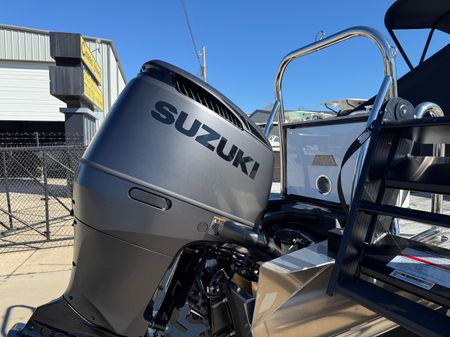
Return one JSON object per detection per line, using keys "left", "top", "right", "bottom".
{"left": 198, "top": 46, "right": 207, "bottom": 82}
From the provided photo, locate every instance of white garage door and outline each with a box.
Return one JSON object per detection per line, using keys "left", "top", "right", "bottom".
{"left": 0, "top": 62, "right": 64, "bottom": 121}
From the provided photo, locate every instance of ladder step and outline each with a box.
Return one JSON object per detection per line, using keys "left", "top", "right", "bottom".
{"left": 358, "top": 201, "right": 450, "bottom": 228}
{"left": 382, "top": 117, "right": 450, "bottom": 144}
{"left": 386, "top": 156, "right": 450, "bottom": 194}
{"left": 337, "top": 278, "right": 449, "bottom": 337}
{"left": 360, "top": 234, "right": 450, "bottom": 308}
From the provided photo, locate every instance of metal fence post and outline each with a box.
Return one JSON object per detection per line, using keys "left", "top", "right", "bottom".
{"left": 66, "top": 149, "right": 72, "bottom": 195}
{"left": 2, "top": 152, "right": 13, "bottom": 229}
{"left": 42, "top": 150, "right": 50, "bottom": 240}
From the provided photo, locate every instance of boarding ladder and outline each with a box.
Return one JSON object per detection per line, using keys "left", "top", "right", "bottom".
{"left": 328, "top": 105, "right": 450, "bottom": 337}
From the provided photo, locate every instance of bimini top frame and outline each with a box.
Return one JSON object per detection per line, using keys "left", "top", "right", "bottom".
{"left": 264, "top": 26, "right": 398, "bottom": 199}
{"left": 385, "top": 0, "right": 450, "bottom": 70}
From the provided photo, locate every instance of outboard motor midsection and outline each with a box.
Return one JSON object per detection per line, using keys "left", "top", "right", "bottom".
{"left": 21, "top": 61, "right": 274, "bottom": 337}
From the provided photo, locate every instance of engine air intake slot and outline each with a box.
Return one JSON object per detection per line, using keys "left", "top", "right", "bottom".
{"left": 173, "top": 76, "right": 244, "bottom": 129}
{"left": 140, "top": 60, "right": 271, "bottom": 146}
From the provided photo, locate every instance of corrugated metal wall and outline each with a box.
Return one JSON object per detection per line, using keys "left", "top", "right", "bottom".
{"left": 0, "top": 26, "right": 52, "bottom": 62}
{"left": 0, "top": 24, "right": 127, "bottom": 123}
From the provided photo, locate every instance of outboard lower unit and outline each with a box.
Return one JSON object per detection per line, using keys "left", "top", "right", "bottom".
{"left": 19, "top": 61, "right": 274, "bottom": 337}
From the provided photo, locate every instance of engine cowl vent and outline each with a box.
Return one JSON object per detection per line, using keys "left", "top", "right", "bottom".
{"left": 173, "top": 75, "right": 243, "bottom": 129}
{"left": 140, "top": 60, "right": 271, "bottom": 147}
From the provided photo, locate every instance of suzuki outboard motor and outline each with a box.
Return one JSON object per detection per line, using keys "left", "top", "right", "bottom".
{"left": 20, "top": 61, "right": 274, "bottom": 337}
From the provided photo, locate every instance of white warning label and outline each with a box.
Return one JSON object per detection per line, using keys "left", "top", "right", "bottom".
{"left": 387, "top": 247, "right": 450, "bottom": 289}
{"left": 390, "top": 270, "right": 434, "bottom": 290}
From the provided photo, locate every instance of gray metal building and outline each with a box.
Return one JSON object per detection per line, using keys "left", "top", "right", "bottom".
{"left": 0, "top": 24, "right": 126, "bottom": 134}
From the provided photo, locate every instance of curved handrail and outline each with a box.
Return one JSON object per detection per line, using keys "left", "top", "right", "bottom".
{"left": 269, "top": 26, "right": 397, "bottom": 197}
{"left": 415, "top": 102, "right": 445, "bottom": 119}
{"left": 415, "top": 102, "right": 445, "bottom": 214}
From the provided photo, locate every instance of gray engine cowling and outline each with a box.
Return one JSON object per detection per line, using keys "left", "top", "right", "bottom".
{"left": 60, "top": 61, "right": 274, "bottom": 336}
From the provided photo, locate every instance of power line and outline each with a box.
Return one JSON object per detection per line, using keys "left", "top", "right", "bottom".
{"left": 179, "top": 0, "right": 202, "bottom": 68}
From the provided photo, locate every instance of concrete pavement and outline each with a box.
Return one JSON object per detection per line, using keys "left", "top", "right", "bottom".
{"left": 0, "top": 245, "right": 72, "bottom": 337}
{"left": 0, "top": 191, "right": 448, "bottom": 337}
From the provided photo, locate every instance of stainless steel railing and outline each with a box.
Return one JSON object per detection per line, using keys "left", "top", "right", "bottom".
{"left": 265, "top": 26, "right": 397, "bottom": 198}
{"left": 415, "top": 102, "right": 445, "bottom": 213}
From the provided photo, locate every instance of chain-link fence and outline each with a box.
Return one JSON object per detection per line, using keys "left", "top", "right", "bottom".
{"left": 0, "top": 141, "right": 86, "bottom": 253}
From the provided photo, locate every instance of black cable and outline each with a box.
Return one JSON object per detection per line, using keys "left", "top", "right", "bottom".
{"left": 179, "top": 0, "right": 202, "bottom": 68}
{"left": 259, "top": 210, "right": 320, "bottom": 231}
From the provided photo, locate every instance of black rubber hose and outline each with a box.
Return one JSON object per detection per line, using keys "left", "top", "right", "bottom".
{"left": 259, "top": 210, "right": 322, "bottom": 231}
{"left": 221, "top": 221, "right": 283, "bottom": 257}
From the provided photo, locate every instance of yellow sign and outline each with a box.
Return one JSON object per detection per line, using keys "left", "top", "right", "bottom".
{"left": 80, "top": 36, "right": 102, "bottom": 84}
{"left": 83, "top": 70, "right": 103, "bottom": 110}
